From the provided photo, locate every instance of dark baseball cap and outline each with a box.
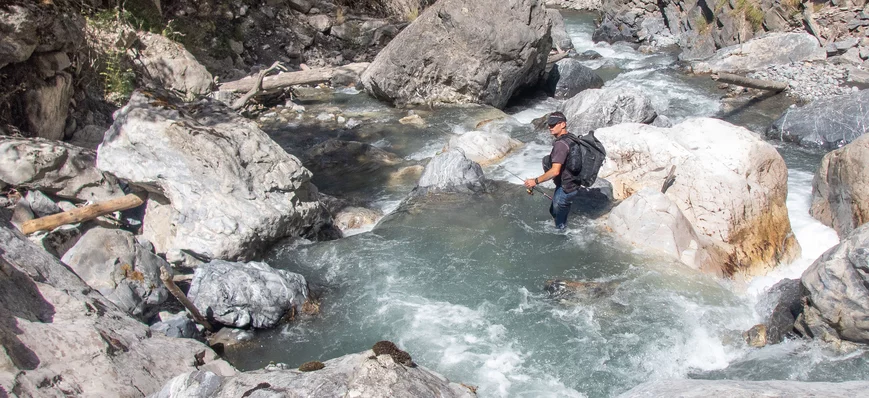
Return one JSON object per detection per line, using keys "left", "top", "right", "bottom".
{"left": 546, "top": 112, "right": 567, "bottom": 126}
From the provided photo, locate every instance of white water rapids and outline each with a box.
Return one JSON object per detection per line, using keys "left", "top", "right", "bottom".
{"left": 224, "top": 10, "right": 869, "bottom": 397}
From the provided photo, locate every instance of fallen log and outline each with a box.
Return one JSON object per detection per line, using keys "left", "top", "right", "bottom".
{"left": 231, "top": 61, "right": 284, "bottom": 111}
{"left": 20, "top": 193, "right": 145, "bottom": 235}
{"left": 218, "top": 62, "right": 370, "bottom": 94}
{"left": 712, "top": 73, "right": 788, "bottom": 92}
{"left": 160, "top": 265, "right": 214, "bottom": 332}
{"left": 547, "top": 52, "right": 569, "bottom": 64}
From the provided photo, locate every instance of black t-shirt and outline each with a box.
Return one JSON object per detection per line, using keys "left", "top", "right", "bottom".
{"left": 550, "top": 137, "right": 579, "bottom": 193}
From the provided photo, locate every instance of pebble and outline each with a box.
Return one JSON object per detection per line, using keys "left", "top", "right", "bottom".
{"left": 748, "top": 62, "right": 856, "bottom": 102}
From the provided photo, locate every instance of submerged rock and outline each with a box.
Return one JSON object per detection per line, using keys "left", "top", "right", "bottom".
{"left": 446, "top": 130, "right": 522, "bottom": 166}
{"left": 155, "top": 350, "right": 475, "bottom": 398}
{"left": 810, "top": 133, "right": 869, "bottom": 237}
{"left": 97, "top": 91, "right": 330, "bottom": 263}
{"left": 598, "top": 118, "right": 800, "bottom": 278}
{"left": 412, "top": 149, "right": 487, "bottom": 196}
{"left": 361, "top": 0, "right": 551, "bottom": 108}
{"left": 187, "top": 260, "right": 309, "bottom": 329}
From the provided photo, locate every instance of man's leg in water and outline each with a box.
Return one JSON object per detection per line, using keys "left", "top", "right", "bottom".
{"left": 549, "top": 187, "right": 578, "bottom": 229}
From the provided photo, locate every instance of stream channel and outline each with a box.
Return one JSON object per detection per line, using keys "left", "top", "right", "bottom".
{"left": 222, "top": 10, "right": 869, "bottom": 398}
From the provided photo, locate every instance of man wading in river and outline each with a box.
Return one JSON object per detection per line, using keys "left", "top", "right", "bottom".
{"left": 524, "top": 112, "right": 580, "bottom": 230}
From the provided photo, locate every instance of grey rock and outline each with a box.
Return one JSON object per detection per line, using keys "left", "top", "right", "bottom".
{"left": 288, "top": 0, "right": 313, "bottom": 13}
{"left": 810, "top": 134, "right": 869, "bottom": 237}
{"left": 33, "top": 51, "right": 72, "bottom": 79}
{"left": 0, "top": 220, "right": 234, "bottom": 396}
{"left": 546, "top": 58, "right": 604, "bottom": 99}
{"left": 150, "top": 312, "right": 202, "bottom": 340}
{"left": 650, "top": 114, "right": 672, "bottom": 127}
{"left": 62, "top": 227, "right": 171, "bottom": 320}
{"left": 579, "top": 50, "right": 602, "bottom": 60}
{"left": 187, "top": 260, "right": 309, "bottom": 329}
{"left": 97, "top": 92, "right": 330, "bottom": 262}
{"left": 0, "top": 137, "right": 123, "bottom": 202}
{"left": 10, "top": 198, "right": 34, "bottom": 229}
{"left": 151, "top": 370, "right": 222, "bottom": 398}
{"left": 836, "top": 37, "right": 860, "bottom": 51}
{"left": 678, "top": 31, "right": 717, "bottom": 62}
{"left": 800, "top": 223, "right": 869, "bottom": 344}
{"left": 446, "top": 130, "right": 522, "bottom": 166}
{"left": 69, "top": 124, "right": 108, "bottom": 150}
{"left": 691, "top": 33, "right": 826, "bottom": 74}
{"left": 23, "top": 71, "right": 73, "bottom": 140}
{"left": 155, "top": 350, "right": 475, "bottom": 398}
{"left": 619, "top": 379, "right": 869, "bottom": 398}
{"left": 29, "top": 223, "right": 82, "bottom": 258}
{"left": 334, "top": 206, "right": 382, "bottom": 231}
{"left": 24, "top": 189, "right": 61, "bottom": 217}
{"left": 207, "top": 326, "right": 255, "bottom": 349}
{"left": 0, "top": 5, "right": 38, "bottom": 68}
{"left": 847, "top": 66, "right": 869, "bottom": 84}
{"left": 560, "top": 86, "right": 656, "bottom": 134}
{"left": 768, "top": 89, "right": 869, "bottom": 149}
{"left": 413, "top": 149, "right": 487, "bottom": 196}
{"left": 135, "top": 32, "right": 213, "bottom": 100}
{"left": 308, "top": 14, "right": 332, "bottom": 33}
{"left": 546, "top": 9, "right": 574, "bottom": 52}
{"left": 361, "top": 0, "right": 551, "bottom": 109}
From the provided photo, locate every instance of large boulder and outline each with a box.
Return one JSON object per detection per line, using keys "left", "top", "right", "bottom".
{"left": 97, "top": 91, "right": 330, "bottom": 263}
{"left": 135, "top": 32, "right": 213, "bottom": 100}
{"left": 361, "top": 0, "right": 551, "bottom": 108}
{"left": 691, "top": 32, "right": 826, "bottom": 74}
{"left": 545, "top": 58, "right": 604, "bottom": 99}
{"left": 800, "top": 223, "right": 869, "bottom": 344}
{"left": 810, "top": 134, "right": 869, "bottom": 237}
{"left": 0, "top": 4, "right": 84, "bottom": 69}
{"left": 619, "top": 379, "right": 869, "bottom": 397}
{"left": 0, "top": 137, "right": 123, "bottom": 202}
{"left": 446, "top": 130, "right": 522, "bottom": 166}
{"left": 546, "top": 8, "right": 574, "bottom": 52}
{"left": 61, "top": 227, "right": 170, "bottom": 320}
{"left": 154, "top": 350, "right": 475, "bottom": 398}
{"left": 597, "top": 118, "right": 800, "bottom": 278}
{"left": 22, "top": 71, "right": 73, "bottom": 141}
{"left": 187, "top": 260, "right": 309, "bottom": 329}
{"left": 560, "top": 87, "right": 656, "bottom": 134}
{"left": 413, "top": 149, "right": 487, "bottom": 196}
{"left": 607, "top": 188, "right": 724, "bottom": 274}
{"left": 0, "top": 221, "right": 234, "bottom": 396}
{"left": 768, "top": 89, "right": 869, "bottom": 150}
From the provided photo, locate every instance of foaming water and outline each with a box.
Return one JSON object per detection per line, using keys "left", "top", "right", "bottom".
{"left": 229, "top": 10, "right": 869, "bottom": 398}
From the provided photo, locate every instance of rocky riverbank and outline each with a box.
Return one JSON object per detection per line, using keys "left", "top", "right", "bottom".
{"left": 2, "top": 0, "right": 869, "bottom": 397}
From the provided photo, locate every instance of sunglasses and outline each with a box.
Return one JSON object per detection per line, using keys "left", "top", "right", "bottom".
{"left": 548, "top": 123, "right": 561, "bottom": 128}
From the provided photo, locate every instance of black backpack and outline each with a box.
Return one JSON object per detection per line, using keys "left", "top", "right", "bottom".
{"left": 544, "top": 132, "right": 605, "bottom": 187}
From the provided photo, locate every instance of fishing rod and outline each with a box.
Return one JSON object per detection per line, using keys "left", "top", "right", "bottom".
{"left": 499, "top": 166, "right": 553, "bottom": 201}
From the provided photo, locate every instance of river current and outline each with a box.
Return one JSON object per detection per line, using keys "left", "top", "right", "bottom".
{"left": 224, "top": 11, "right": 869, "bottom": 397}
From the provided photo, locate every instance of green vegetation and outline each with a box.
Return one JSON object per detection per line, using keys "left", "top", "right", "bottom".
{"left": 736, "top": 0, "right": 766, "bottom": 30}
{"left": 100, "top": 49, "right": 136, "bottom": 103}
{"left": 694, "top": 16, "right": 711, "bottom": 34}
{"left": 406, "top": 6, "right": 419, "bottom": 22}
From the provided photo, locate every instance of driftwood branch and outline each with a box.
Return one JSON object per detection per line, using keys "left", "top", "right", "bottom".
{"left": 230, "top": 61, "right": 284, "bottom": 111}
{"left": 547, "top": 52, "right": 569, "bottom": 64}
{"left": 20, "top": 193, "right": 145, "bottom": 235}
{"left": 712, "top": 73, "right": 788, "bottom": 92}
{"left": 160, "top": 265, "right": 213, "bottom": 332}
{"left": 219, "top": 62, "right": 370, "bottom": 94}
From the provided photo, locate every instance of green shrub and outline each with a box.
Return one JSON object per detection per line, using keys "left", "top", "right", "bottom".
{"left": 100, "top": 50, "right": 136, "bottom": 103}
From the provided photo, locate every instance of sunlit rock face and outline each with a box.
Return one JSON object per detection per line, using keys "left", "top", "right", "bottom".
{"left": 361, "top": 0, "right": 551, "bottom": 109}
{"left": 810, "top": 133, "right": 869, "bottom": 238}
{"left": 598, "top": 118, "right": 800, "bottom": 278}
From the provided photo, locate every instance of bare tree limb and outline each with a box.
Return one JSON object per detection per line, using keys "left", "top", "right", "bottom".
{"left": 20, "top": 193, "right": 145, "bottom": 235}
{"left": 230, "top": 61, "right": 284, "bottom": 111}
{"left": 159, "top": 265, "right": 213, "bottom": 332}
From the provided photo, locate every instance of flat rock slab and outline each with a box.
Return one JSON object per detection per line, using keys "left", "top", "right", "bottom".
{"left": 691, "top": 32, "right": 826, "bottom": 74}
{"left": 768, "top": 88, "right": 869, "bottom": 150}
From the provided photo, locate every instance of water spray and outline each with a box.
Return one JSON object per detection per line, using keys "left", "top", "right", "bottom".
{"left": 499, "top": 166, "right": 553, "bottom": 201}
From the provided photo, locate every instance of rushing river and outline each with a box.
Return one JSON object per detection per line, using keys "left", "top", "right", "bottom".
{"left": 224, "top": 11, "right": 869, "bottom": 397}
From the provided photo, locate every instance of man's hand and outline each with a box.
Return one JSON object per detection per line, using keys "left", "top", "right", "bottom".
{"left": 524, "top": 178, "right": 537, "bottom": 189}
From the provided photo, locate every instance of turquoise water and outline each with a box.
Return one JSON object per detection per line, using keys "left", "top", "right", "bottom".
{"left": 223, "top": 11, "right": 869, "bottom": 398}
